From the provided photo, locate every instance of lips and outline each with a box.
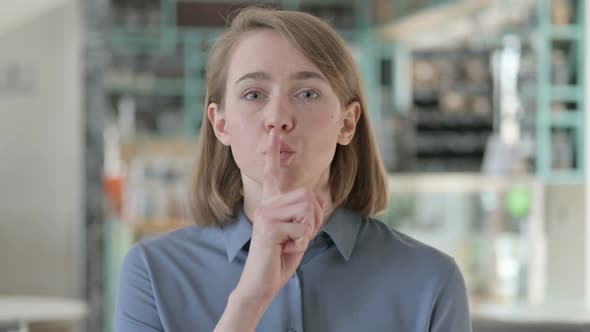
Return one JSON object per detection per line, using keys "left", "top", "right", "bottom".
{"left": 279, "top": 151, "right": 293, "bottom": 163}
{"left": 264, "top": 140, "right": 295, "bottom": 164}
{"left": 264, "top": 140, "right": 294, "bottom": 154}
{"left": 279, "top": 141, "right": 294, "bottom": 153}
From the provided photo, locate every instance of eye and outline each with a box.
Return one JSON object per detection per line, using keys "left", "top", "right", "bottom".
{"left": 243, "top": 90, "right": 265, "bottom": 101}
{"left": 297, "top": 89, "right": 320, "bottom": 100}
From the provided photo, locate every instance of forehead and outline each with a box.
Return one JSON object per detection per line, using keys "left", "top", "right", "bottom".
{"left": 226, "top": 29, "right": 321, "bottom": 81}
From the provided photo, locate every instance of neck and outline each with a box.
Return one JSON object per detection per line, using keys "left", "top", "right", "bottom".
{"left": 241, "top": 169, "right": 335, "bottom": 226}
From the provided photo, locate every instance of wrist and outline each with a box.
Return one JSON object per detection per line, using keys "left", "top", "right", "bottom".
{"left": 229, "top": 287, "right": 273, "bottom": 312}
{"left": 214, "top": 289, "right": 271, "bottom": 332}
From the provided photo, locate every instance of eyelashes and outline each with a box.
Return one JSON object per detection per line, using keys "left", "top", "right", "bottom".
{"left": 243, "top": 90, "right": 264, "bottom": 101}
{"left": 241, "top": 88, "right": 321, "bottom": 102}
{"left": 297, "top": 89, "right": 320, "bottom": 100}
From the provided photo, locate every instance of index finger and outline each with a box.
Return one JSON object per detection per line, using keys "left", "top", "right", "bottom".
{"left": 262, "top": 128, "right": 281, "bottom": 199}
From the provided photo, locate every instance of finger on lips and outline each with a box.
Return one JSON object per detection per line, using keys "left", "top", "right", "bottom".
{"left": 262, "top": 128, "right": 281, "bottom": 199}
{"left": 260, "top": 128, "right": 325, "bottom": 254}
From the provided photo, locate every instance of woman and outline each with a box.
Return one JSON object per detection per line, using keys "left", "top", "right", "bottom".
{"left": 116, "top": 7, "right": 471, "bottom": 332}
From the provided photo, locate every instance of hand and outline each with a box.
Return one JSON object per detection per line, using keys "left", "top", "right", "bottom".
{"left": 234, "top": 128, "right": 325, "bottom": 304}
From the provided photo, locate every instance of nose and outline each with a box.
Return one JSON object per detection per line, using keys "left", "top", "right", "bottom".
{"left": 264, "top": 95, "right": 294, "bottom": 133}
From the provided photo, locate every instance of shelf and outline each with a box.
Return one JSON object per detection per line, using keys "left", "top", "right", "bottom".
{"left": 536, "top": 0, "right": 586, "bottom": 183}
{"left": 550, "top": 111, "right": 583, "bottom": 128}
{"left": 415, "top": 132, "right": 489, "bottom": 154}
{"left": 550, "top": 85, "right": 582, "bottom": 102}
{"left": 415, "top": 111, "right": 492, "bottom": 128}
{"left": 104, "top": 77, "right": 185, "bottom": 96}
{"left": 416, "top": 151, "right": 485, "bottom": 158}
{"left": 109, "top": 27, "right": 179, "bottom": 53}
{"left": 542, "top": 170, "right": 585, "bottom": 185}
{"left": 387, "top": 173, "right": 539, "bottom": 193}
{"left": 109, "top": 27, "right": 166, "bottom": 37}
{"left": 411, "top": 158, "right": 483, "bottom": 173}
{"left": 549, "top": 25, "right": 582, "bottom": 40}
{"left": 377, "top": 0, "right": 492, "bottom": 41}
{"left": 127, "top": 219, "right": 192, "bottom": 234}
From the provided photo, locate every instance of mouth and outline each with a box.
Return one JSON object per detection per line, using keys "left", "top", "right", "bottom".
{"left": 279, "top": 151, "right": 294, "bottom": 163}
{"left": 279, "top": 141, "right": 294, "bottom": 154}
{"left": 263, "top": 140, "right": 295, "bottom": 164}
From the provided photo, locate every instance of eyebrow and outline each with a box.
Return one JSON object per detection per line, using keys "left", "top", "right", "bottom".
{"left": 289, "top": 70, "right": 326, "bottom": 81}
{"left": 234, "top": 70, "right": 327, "bottom": 86}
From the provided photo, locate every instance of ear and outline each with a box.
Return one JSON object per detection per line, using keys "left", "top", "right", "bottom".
{"left": 207, "top": 103, "right": 231, "bottom": 146}
{"left": 337, "top": 101, "right": 361, "bottom": 146}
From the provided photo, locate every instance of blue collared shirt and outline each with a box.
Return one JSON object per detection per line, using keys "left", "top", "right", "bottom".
{"left": 115, "top": 207, "right": 472, "bottom": 332}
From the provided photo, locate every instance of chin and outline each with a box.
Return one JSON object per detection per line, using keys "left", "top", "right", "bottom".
{"left": 276, "top": 175, "right": 301, "bottom": 192}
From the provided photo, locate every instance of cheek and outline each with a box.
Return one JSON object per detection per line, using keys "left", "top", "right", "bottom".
{"left": 307, "top": 109, "right": 341, "bottom": 135}
{"left": 229, "top": 136, "right": 261, "bottom": 178}
{"left": 227, "top": 110, "right": 257, "bottom": 141}
{"left": 228, "top": 122, "right": 255, "bottom": 152}
{"left": 226, "top": 114, "right": 264, "bottom": 170}
{"left": 302, "top": 112, "right": 341, "bottom": 158}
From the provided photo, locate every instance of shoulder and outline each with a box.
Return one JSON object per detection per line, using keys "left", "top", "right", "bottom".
{"left": 122, "top": 224, "right": 224, "bottom": 269}
{"left": 355, "top": 218, "right": 471, "bottom": 329}
{"left": 116, "top": 226, "right": 220, "bottom": 330}
{"left": 356, "top": 217, "right": 460, "bottom": 281}
{"left": 146, "top": 223, "right": 222, "bottom": 247}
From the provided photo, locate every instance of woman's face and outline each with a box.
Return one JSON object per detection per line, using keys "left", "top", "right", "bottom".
{"left": 209, "top": 29, "right": 359, "bottom": 193}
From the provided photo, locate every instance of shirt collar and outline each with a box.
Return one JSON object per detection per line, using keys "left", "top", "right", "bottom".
{"left": 221, "top": 205, "right": 363, "bottom": 263}
{"left": 319, "top": 207, "right": 362, "bottom": 261}
{"left": 221, "top": 206, "right": 253, "bottom": 264}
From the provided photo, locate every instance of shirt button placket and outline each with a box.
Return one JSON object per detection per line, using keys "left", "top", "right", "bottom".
{"left": 288, "top": 272, "right": 303, "bottom": 332}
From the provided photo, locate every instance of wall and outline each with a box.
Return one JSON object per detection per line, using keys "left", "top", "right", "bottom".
{"left": 0, "top": 0, "right": 82, "bottom": 298}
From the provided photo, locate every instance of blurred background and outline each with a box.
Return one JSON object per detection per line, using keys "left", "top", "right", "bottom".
{"left": 0, "top": 0, "right": 588, "bottom": 331}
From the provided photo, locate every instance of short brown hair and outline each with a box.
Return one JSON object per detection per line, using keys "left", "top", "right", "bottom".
{"left": 190, "top": 7, "right": 389, "bottom": 226}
